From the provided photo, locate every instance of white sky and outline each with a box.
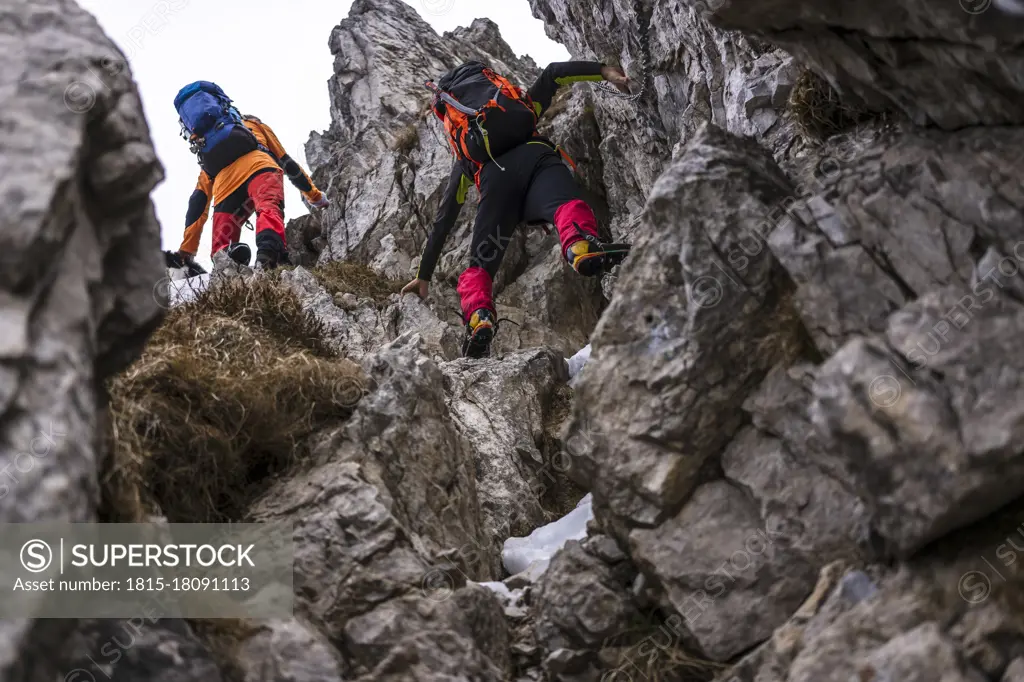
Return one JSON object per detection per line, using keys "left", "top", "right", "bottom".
{"left": 76, "top": 0, "right": 570, "bottom": 268}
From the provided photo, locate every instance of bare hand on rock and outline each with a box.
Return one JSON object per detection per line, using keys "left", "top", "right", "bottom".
{"left": 601, "top": 65, "right": 631, "bottom": 94}
{"left": 401, "top": 278, "right": 429, "bottom": 300}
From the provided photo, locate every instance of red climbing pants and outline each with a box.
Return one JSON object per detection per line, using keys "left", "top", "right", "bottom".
{"left": 457, "top": 141, "right": 600, "bottom": 321}
{"left": 211, "top": 168, "right": 288, "bottom": 257}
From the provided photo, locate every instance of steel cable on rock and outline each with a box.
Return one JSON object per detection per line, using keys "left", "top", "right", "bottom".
{"left": 592, "top": 0, "right": 651, "bottom": 103}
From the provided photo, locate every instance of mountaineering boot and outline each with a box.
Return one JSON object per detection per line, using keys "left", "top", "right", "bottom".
{"left": 255, "top": 247, "right": 279, "bottom": 270}
{"left": 565, "top": 234, "right": 632, "bottom": 276}
{"left": 227, "top": 242, "right": 251, "bottom": 266}
{"left": 462, "top": 308, "right": 497, "bottom": 359}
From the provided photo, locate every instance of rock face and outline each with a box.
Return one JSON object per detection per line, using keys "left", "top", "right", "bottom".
{"left": 811, "top": 285, "right": 1024, "bottom": 559}
{"left": 441, "top": 348, "right": 575, "bottom": 567}
{"left": 223, "top": 280, "right": 578, "bottom": 676}
{"left": 63, "top": 619, "right": 223, "bottom": 682}
{"left": 236, "top": 618, "right": 345, "bottom": 682}
{"left": 20, "top": 0, "right": 1024, "bottom": 678}
{"left": 704, "top": 0, "right": 1024, "bottom": 129}
{"left": 532, "top": 540, "right": 639, "bottom": 654}
{"left": 519, "top": 0, "right": 1024, "bottom": 676}
{"left": 567, "top": 124, "right": 804, "bottom": 530}
{"left": 0, "top": 0, "right": 165, "bottom": 679}
{"left": 728, "top": 498, "right": 1024, "bottom": 682}
{"left": 530, "top": 0, "right": 804, "bottom": 223}
{"left": 245, "top": 453, "right": 510, "bottom": 679}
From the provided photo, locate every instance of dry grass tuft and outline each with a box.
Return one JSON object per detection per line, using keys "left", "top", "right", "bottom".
{"left": 788, "top": 69, "right": 875, "bottom": 140}
{"left": 600, "top": 609, "right": 727, "bottom": 682}
{"left": 104, "top": 274, "right": 368, "bottom": 524}
{"left": 304, "top": 260, "right": 405, "bottom": 305}
{"left": 393, "top": 123, "right": 421, "bottom": 154}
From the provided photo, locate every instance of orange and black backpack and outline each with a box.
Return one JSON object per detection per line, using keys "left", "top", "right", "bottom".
{"left": 425, "top": 62, "right": 540, "bottom": 175}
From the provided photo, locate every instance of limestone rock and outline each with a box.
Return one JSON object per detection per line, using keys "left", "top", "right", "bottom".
{"left": 286, "top": 214, "right": 324, "bottom": 268}
{"left": 530, "top": 0, "right": 803, "bottom": 224}
{"left": 565, "top": 124, "right": 803, "bottom": 531}
{"left": 236, "top": 618, "right": 346, "bottom": 682}
{"left": 702, "top": 0, "right": 1024, "bottom": 129}
{"left": 768, "top": 125, "right": 1024, "bottom": 356}
{"left": 307, "top": 0, "right": 542, "bottom": 273}
{"left": 532, "top": 541, "right": 640, "bottom": 653}
{"left": 344, "top": 586, "right": 509, "bottom": 681}
{"left": 62, "top": 619, "right": 222, "bottom": 682}
{"left": 332, "top": 340, "right": 493, "bottom": 579}
{"left": 441, "top": 348, "right": 575, "bottom": 574}
{"left": 629, "top": 480, "right": 816, "bottom": 661}
{"left": 810, "top": 285, "right": 1024, "bottom": 557}
{"left": 724, "top": 500, "right": 1024, "bottom": 682}
{"left": 0, "top": 0, "right": 165, "bottom": 677}
{"left": 246, "top": 459, "right": 432, "bottom": 642}
{"left": 721, "top": 562, "right": 882, "bottom": 681}
{"left": 624, "top": 360, "right": 874, "bottom": 661}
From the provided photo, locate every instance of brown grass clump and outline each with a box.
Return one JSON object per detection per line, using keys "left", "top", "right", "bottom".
{"left": 392, "top": 123, "right": 421, "bottom": 154}
{"left": 104, "top": 275, "right": 369, "bottom": 524}
{"left": 305, "top": 260, "right": 405, "bottom": 305}
{"left": 600, "top": 608, "right": 727, "bottom": 682}
{"left": 788, "top": 69, "right": 875, "bottom": 140}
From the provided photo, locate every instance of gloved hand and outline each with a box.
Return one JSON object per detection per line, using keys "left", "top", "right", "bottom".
{"left": 309, "top": 194, "right": 330, "bottom": 209}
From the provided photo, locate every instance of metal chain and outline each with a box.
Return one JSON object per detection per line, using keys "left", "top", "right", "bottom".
{"left": 593, "top": 0, "right": 650, "bottom": 102}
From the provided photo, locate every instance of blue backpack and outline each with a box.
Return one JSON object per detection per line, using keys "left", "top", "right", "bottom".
{"left": 174, "top": 81, "right": 263, "bottom": 174}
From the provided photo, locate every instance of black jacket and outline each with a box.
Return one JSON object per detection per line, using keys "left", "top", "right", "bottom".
{"left": 416, "top": 61, "right": 605, "bottom": 281}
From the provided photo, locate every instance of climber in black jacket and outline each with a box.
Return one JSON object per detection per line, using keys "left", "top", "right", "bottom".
{"left": 402, "top": 60, "right": 632, "bottom": 359}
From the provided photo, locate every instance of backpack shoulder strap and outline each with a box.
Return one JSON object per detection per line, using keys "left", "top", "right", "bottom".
{"left": 482, "top": 69, "right": 537, "bottom": 119}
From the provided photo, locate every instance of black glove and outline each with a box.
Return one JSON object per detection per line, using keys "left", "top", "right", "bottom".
{"left": 164, "top": 250, "right": 186, "bottom": 269}
{"left": 164, "top": 250, "right": 204, "bottom": 274}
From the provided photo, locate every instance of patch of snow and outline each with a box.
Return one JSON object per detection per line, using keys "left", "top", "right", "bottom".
{"left": 476, "top": 581, "right": 515, "bottom": 600}
{"left": 502, "top": 493, "right": 593, "bottom": 580}
{"left": 473, "top": 580, "right": 529, "bottom": 618}
{"left": 168, "top": 272, "right": 210, "bottom": 306}
{"left": 168, "top": 266, "right": 191, "bottom": 281}
{"left": 566, "top": 343, "right": 591, "bottom": 385}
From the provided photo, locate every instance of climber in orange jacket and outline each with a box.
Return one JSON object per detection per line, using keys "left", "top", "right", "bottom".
{"left": 173, "top": 83, "right": 328, "bottom": 270}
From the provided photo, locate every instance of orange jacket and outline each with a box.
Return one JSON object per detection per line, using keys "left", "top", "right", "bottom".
{"left": 179, "top": 116, "right": 323, "bottom": 255}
